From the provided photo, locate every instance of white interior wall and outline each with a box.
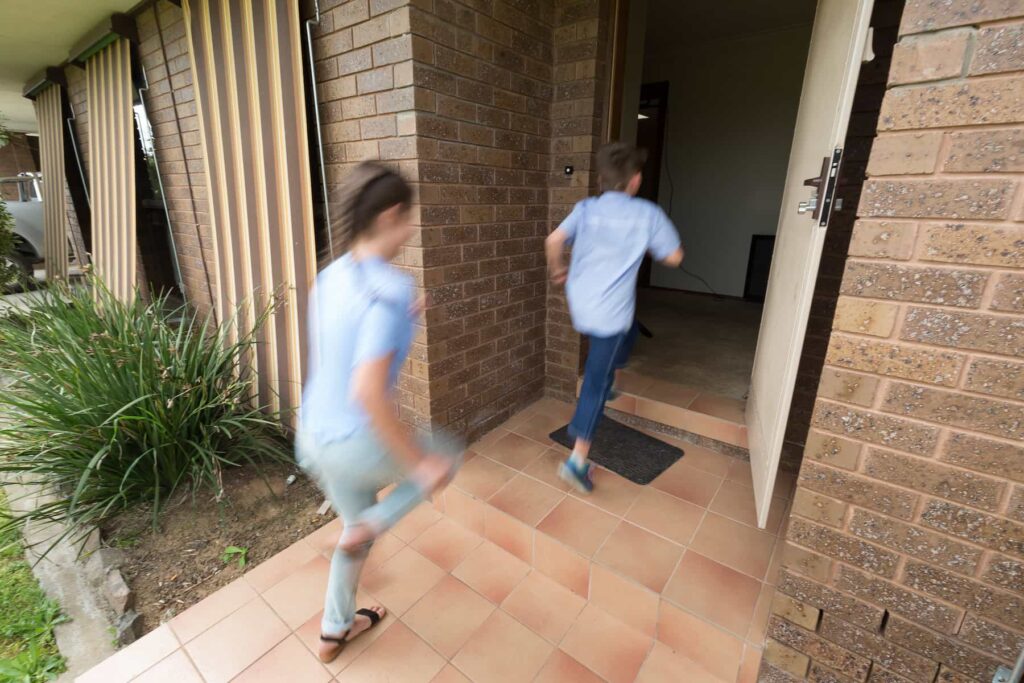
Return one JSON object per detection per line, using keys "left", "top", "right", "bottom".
{"left": 642, "top": 25, "right": 813, "bottom": 296}
{"left": 617, "top": 0, "right": 648, "bottom": 146}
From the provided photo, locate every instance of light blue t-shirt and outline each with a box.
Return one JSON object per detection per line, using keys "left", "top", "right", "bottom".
{"left": 300, "top": 254, "right": 414, "bottom": 443}
{"left": 561, "top": 192, "right": 681, "bottom": 337}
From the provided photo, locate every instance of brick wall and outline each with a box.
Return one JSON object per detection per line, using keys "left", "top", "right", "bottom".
{"left": 764, "top": 2, "right": 1024, "bottom": 681}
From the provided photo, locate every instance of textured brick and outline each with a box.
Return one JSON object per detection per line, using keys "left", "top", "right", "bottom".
{"left": 760, "top": 662, "right": 803, "bottom": 683}
{"left": 984, "top": 554, "right": 1024, "bottom": 592}
{"left": 867, "top": 132, "right": 943, "bottom": 173}
{"left": 768, "top": 617, "right": 872, "bottom": 681}
{"left": 965, "top": 357, "right": 1024, "bottom": 401}
{"left": 782, "top": 543, "right": 835, "bottom": 584}
{"left": 879, "top": 78, "right": 1024, "bottom": 130}
{"left": 777, "top": 570, "right": 885, "bottom": 631}
{"left": 945, "top": 128, "right": 1024, "bottom": 173}
{"left": 826, "top": 335, "right": 964, "bottom": 387}
{"left": 818, "top": 615, "right": 939, "bottom": 683}
{"left": 836, "top": 566, "right": 963, "bottom": 633}
{"left": 890, "top": 30, "right": 970, "bottom": 85}
{"left": 935, "top": 667, "right": 975, "bottom": 683}
{"left": 901, "top": 306, "right": 1024, "bottom": 357}
{"left": 942, "top": 433, "right": 1024, "bottom": 484}
{"left": 848, "top": 509, "right": 982, "bottom": 576}
{"left": 792, "top": 488, "right": 848, "bottom": 528}
{"left": 800, "top": 461, "right": 920, "bottom": 520}
{"left": 771, "top": 593, "right": 822, "bottom": 631}
{"left": 808, "top": 663, "right": 859, "bottom": 683}
{"left": 848, "top": 220, "right": 917, "bottom": 260}
{"left": 921, "top": 223, "right": 1024, "bottom": 268}
{"left": 900, "top": 0, "right": 1024, "bottom": 34}
{"left": 902, "top": 560, "right": 1024, "bottom": 629}
{"left": 920, "top": 499, "right": 1024, "bottom": 558}
{"left": 789, "top": 517, "right": 899, "bottom": 577}
{"left": 960, "top": 614, "right": 1024, "bottom": 663}
{"left": 993, "top": 273, "right": 1024, "bottom": 313}
{"left": 889, "top": 615, "right": 1006, "bottom": 680}
{"left": 1011, "top": 486, "right": 1024, "bottom": 523}
{"left": 765, "top": 639, "right": 811, "bottom": 679}
{"left": 883, "top": 382, "right": 1023, "bottom": 441}
{"left": 865, "top": 447, "right": 1005, "bottom": 511}
{"left": 840, "top": 262, "right": 988, "bottom": 307}
{"left": 804, "top": 431, "right": 862, "bottom": 471}
{"left": 816, "top": 367, "right": 879, "bottom": 406}
{"left": 972, "top": 24, "right": 1024, "bottom": 76}
{"left": 812, "top": 402, "right": 940, "bottom": 457}
{"left": 832, "top": 298, "right": 900, "bottom": 337}
{"left": 868, "top": 667, "right": 916, "bottom": 683}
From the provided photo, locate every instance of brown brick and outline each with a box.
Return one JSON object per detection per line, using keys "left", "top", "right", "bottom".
{"left": 789, "top": 517, "right": 900, "bottom": 577}
{"left": 816, "top": 368, "right": 879, "bottom": 407}
{"left": 812, "top": 402, "right": 940, "bottom": 457}
{"left": 900, "top": 0, "right": 1024, "bottom": 34}
{"left": 868, "top": 132, "right": 943, "bottom": 174}
{"left": 865, "top": 447, "right": 1005, "bottom": 511}
{"left": 771, "top": 592, "right": 821, "bottom": 631}
{"left": 922, "top": 223, "right": 1024, "bottom": 268}
{"left": 800, "top": 460, "right": 921, "bottom": 521}
{"left": 818, "top": 615, "right": 940, "bottom": 683}
{"left": 945, "top": 128, "right": 1024, "bottom": 173}
{"left": 920, "top": 499, "right": 1024, "bottom": 558}
{"left": 849, "top": 508, "right": 982, "bottom": 576}
{"left": 984, "top": 554, "right": 1024, "bottom": 592}
{"left": 331, "top": 0, "right": 371, "bottom": 29}
{"left": 841, "top": 262, "right": 987, "bottom": 308}
{"left": 879, "top": 77, "right": 1024, "bottom": 131}
{"left": 792, "top": 488, "right": 848, "bottom": 528}
{"left": 848, "top": 221, "right": 917, "bottom": 261}
{"left": 993, "top": 273, "right": 1024, "bottom": 313}
{"left": 972, "top": 24, "right": 1024, "bottom": 76}
{"left": 903, "top": 560, "right": 1024, "bottom": 629}
{"left": 836, "top": 566, "right": 963, "bottom": 633}
{"left": 782, "top": 542, "right": 835, "bottom": 584}
{"left": 935, "top": 667, "right": 975, "bottom": 683}
{"left": 808, "top": 663, "right": 860, "bottom": 683}
{"left": 826, "top": 335, "right": 965, "bottom": 387}
{"left": 889, "top": 616, "right": 1004, "bottom": 680}
{"left": 768, "top": 617, "right": 872, "bottom": 680}
{"left": 353, "top": 14, "right": 390, "bottom": 48}
{"left": 804, "top": 430, "right": 862, "bottom": 470}
{"left": 868, "top": 668, "right": 915, "bottom": 683}
{"left": 965, "top": 357, "right": 1024, "bottom": 401}
{"left": 1011, "top": 486, "right": 1024, "bottom": 523}
{"left": 832, "top": 298, "right": 899, "bottom": 339}
{"left": 778, "top": 569, "right": 885, "bottom": 631}
{"left": 883, "top": 382, "right": 1022, "bottom": 441}
{"left": 889, "top": 30, "right": 970, "bottom": 85}
{"left": 764, "top": 639, "right": 811, "bottom": 679}
{"left": 901, "top": 306, "right": 1024, "bottom": 357}
{"left": 338, "top": 46, "right": 373, "bottom": 75}
{"left": 960, "top": 613, "right": 1024, "bottom": 663}
{"left": 942, "top": 433, "right": 1024, "bottom": 484}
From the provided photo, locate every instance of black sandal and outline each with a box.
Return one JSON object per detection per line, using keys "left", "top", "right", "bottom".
{"left": 318, "top": 608, "right": 384, "bottom": 663}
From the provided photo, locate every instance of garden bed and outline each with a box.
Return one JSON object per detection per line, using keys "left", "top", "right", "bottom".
{"left": 103, "top": 462, "right": 329, "bottom": 635}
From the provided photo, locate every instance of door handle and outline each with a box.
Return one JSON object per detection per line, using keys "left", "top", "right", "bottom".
{"left": 797, "top": 149, "right": 843, "bottom": 225}
{"left": 798, "top": 198, "right": 818, "bottom": 214}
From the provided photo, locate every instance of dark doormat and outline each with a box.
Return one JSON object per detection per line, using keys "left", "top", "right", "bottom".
{"left": 549, "top": 419, "right": 684, "bottom": 485}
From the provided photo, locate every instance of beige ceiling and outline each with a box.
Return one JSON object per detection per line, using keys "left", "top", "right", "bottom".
{"left": 0, "top": 0, "right": 140, "bottom": 132}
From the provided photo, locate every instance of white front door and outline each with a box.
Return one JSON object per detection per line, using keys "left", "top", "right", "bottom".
{"left": 747, "top": 0, "right": 875, "bottom": 528}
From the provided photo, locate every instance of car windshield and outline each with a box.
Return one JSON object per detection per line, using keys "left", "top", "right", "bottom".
{"left": 0, "top": 175, "right": 42, "bottom": 202}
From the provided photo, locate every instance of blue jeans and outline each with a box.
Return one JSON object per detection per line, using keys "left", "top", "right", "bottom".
{"left": 296, "top": 430, "right": 462, "bottom": 636}
{"left": 569, "top": 320, "right": 639, "bottom": 443}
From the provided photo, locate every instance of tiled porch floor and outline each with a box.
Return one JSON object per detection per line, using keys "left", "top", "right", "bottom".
{"left": 79, "top": 398, "right": 796, "bottom": 683}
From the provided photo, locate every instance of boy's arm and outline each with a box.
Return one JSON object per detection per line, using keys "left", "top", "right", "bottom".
{"left": 545, "top": 228, "right": 570, "bottom": 285}
{"left": 661, "top": 246, "right": 684, "bottom": 268}
{"left": 649, "top": 205, "right": 684, "bottom": 268}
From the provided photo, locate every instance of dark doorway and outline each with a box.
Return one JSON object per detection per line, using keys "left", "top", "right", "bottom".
{"left": 635, "top": 81, "right": 669, "bottom": 288}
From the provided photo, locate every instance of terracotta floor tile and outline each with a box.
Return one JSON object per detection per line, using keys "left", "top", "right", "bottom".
{"left": 484, "top": 505, "right": 534, "bottom": 563}
{"left": 529, "top": 396, "right": 576, "bottom": 422}
{"left": 663, "top": 551, "right": 762, "bottom": 638}
{"left": 135, "top": 649, "right": 203, "bottom": 683}
{"left": 625, "top": 487, "right": 705, "bottom": 545}
{"left": 234, "top": 634, "right": 331, "bottom": 683}
{"left": 244, "top": 538, "right": 319, "bottom": 593}
{"left": 391, "top": 502, "right": 443, "bottom": 543}
{"left": 727, "top": 458, "right": 754, "bottom": 487}
{"left": 77, "top": 625, "right": 180, "bottom": 683}
{"left": 452, "top": 540, "right": 530, "bottom": 604}
{"left": 509, "top": 410, "right": 572, "bottom": 448}
{"left": 481, "top": 432, "right": 548, "bottom": 470}
{"left": 452, "top": 610, "right": 553, "bottom": 683}
{"left": 616, "top": 370, "right": 656, "bottom": 396}
{"left": 738, "top": 645, "right": 765, "bottom": 683}
{"left": 294, "top": 593, "right": 396, "bottom": 676}
{"left": 588, "top": 564, "right": 659, "bottom": 637}
{"left": 537, "top": 496, "right": 619, "bottom": 558}
{"left": 404, "top": 576, "right": 495, "bottom": 658}
{"left": 534, "top": 650, "right": 606, "bottom": 683}
{"left": 533, "top": 532, "right": 590, "bottom": 597}
{"left": 452, "top": 455, "right": 516, "bottom": 500}
{"left": 657, "top": 600, "right": 745, "bottom": 682}
{"left": 431, "top": 664, "right": 472, "bottom": 683}
{"left": 748, "top": 583, "right": 775, "bottom": 645}
{"left": 691, "top": 513, "right": 777, "bottom": 580}
{"left": 184, "top": 597, "right": 289, "bottom": 682}
{"left": 594, "top": 522, "right": 684, "bottom": 593}
{"left": 489, "top": 474, "right": 565, "bottom": 526}
{"left": 443, "top": 487, "right": 487, "bottom": 535}
{"left": 642, "top": 378, "right": 701, "bottom": 408}
{"left": 306, "top": 518, "right": 344, "bottom": 558}
{"left": 471, "top": 427, "right": 511, "bottom": 453}
{"left": 607, "top": 392, "right": 638, "bottom": 414}
{"left": 561, "top": 604, "right": 653, "bottom": 683}
{"left": 651, "top": 461, "right": 724, "bottom": 508}
{"left": 262, "top": 555, "right": 331, "bottom": 629}
{"left": 501, "top": 571, "right": 586, "bottom": 643}
{"left": 411, "top": 517, "right": 483, "bottom": 571}
{"left": 676, "top": 444, "right": 735, "bottom": 479}
{"left": 360, "top": 546, "right": 446, "bottom": 616}
{"left": 689, "top": 393, "right": 746, "bottom": 423}
{"left": 335, "top": 621, "right": 446, "bottom": 683}
{"left": 637, "top": 642, "right": 725, "bottom": 683}
{"left": 169, "top": 576, "right": 256, "bottom": 644}
{"left": 523, "top": 448, "right": 572, "bottom": 491}
{"left": 709, "top": 479, "right": 788, "bottom": 533}
{"left": 570, "top": 464, "right": 642, "bottom": 516}
{"left": 635, "top": 397, "right": 694, "bottom": 432}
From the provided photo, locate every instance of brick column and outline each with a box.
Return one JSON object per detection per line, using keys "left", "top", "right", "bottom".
{"left": 764, "top": 2, "right": 1024, "bottom": 681}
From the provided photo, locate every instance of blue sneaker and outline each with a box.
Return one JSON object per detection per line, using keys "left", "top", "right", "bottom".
{"left": 559, "top": 459, "right": 594, "bottom": 494}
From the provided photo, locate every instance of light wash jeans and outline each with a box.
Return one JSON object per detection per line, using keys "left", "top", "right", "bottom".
{"left": 296, "top": 430, "right": 462, "bottom": 636}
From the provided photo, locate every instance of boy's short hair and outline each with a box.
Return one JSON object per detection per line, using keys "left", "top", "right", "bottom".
{"left": 597, "top": 142, "right": 647, "bottom": 191}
